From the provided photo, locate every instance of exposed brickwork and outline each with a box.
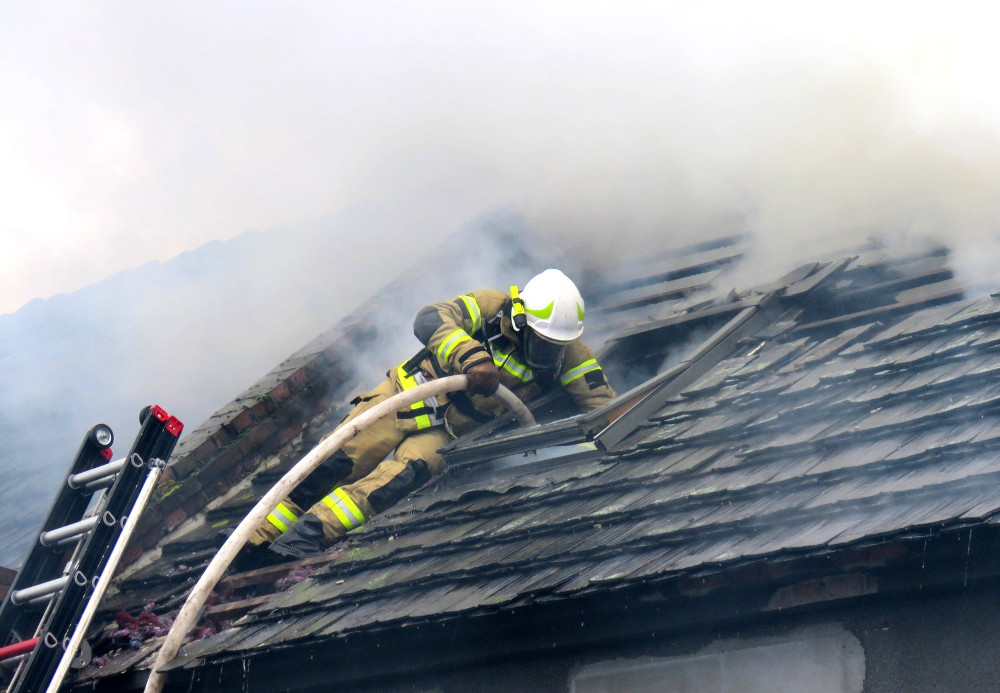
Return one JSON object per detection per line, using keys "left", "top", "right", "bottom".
{"left": 119, "top": 542, "right": 144, "bottom": 569}
{"left": 287, "top": 366, "right": 310, "bottom": 388}
{"left": 123, "top": 315, "right": 383, "bottom": 567}
{"left": 163, "top": 508, "right": 188, "bottom": 532}
{"left": 136, "top": 505, "right": 164, "bottom": 533}
{"left": 268, "top": 381, "right": 291, "bottom": 403}
{"left": 180, "top": 490, "right": 211, "bottom": 518}
{"left": 192, "top": 438, "right": 219, "bottom": 463}
{"left": 141, "top": 525, "right": 165, "bottom": 549}
{"left": 279, "top": 422, "right": 304, "bottom": 445}
{"left": 250, "top": 395, "right": 277, "bottom": 420}
{"left": 154, "top": 467, "right": 177, "bottom": 495}
{"left": 202, "top": 479, "right": 231, "bottom": 502}
{"left": 225, "top": 408, "right": 255, "bottom": 436}
{"left": 240, "top": 455, "right": 261, "bottom": 475}
{"left": 223, "top": 462, "right": 248, "bottom": 486}
{"left": 209, "top": 427, "right": 233, "bottom": 450}
{"left": 237, "top": 419, "right": 279, "bottom": 458}
{"left": 167, "top": 453, "right": 199, "bottom": 480}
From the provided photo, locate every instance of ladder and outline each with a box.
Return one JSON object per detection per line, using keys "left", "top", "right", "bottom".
{"left": 0, "top": 405, "right": 183, "bottom": 693}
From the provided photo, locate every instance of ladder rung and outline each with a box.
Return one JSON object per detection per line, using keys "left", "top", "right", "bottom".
{"left": 67, "top": 458, "right": 126, "bottom": 489}
{"left": 10, "top": 577, "right": 69, "bottom": 605}
{"left": 39, "top": 516, "right": 101, "bottom": 547}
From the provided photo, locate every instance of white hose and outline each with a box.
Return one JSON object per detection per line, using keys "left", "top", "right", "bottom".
{"left": 144, "top": 376, "right": 533, "bottom": 693}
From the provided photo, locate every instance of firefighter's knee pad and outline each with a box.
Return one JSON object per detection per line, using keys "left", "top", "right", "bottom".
{"left": 366, "top": 458, "right": 432, "bottom": 514}
{"left": 289, "top": 450, "right": 355, "bottom": 508}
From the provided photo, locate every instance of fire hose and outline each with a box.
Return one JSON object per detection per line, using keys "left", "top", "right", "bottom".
{"left": 144, "top": 375, "right": 534, "bottom": 693}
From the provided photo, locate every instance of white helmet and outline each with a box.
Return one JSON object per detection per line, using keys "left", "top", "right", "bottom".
{"left": 518, "top": 269, "right": 585, "bottom": 342}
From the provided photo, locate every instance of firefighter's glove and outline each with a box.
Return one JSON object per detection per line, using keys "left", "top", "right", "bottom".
{"left": 465, "top": 361, "right": 500, "bottom": 397}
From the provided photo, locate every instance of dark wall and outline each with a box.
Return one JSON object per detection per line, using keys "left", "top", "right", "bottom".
{"left": 853, "top": 586, "right": 1000, "bottom": 693}
{"left": 341, "top": 584, "right": 1000, "bottom": 693}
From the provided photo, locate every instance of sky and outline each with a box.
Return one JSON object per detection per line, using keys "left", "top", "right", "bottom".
{"left": 3, "top": 2, "right": 1000, "bottom": 316}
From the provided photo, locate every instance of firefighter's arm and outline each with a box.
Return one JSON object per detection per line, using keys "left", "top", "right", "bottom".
{"left": 413, "top": 290, "right": 503, "bottom": 375}
{"left": 558, "top": 341, "right": 616, "bottom": 412}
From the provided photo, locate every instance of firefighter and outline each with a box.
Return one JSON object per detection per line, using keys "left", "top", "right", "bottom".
{"left": 238, "top": 268, "right": 616, "bottom": 566}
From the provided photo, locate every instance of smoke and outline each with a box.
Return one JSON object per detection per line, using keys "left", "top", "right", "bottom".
{"left": 0, "top": 210, "right": 551, "bottom": 568}
{"left": 4, "top": 2, "right": 1000, "bottom": 565}
{"left": 325, "top": 211, "right": 561, "bottom": 395}
{"left": 4, "top": 3, "right": 1000, "bottom": 313}
{"left": 518, "top": 56, "right": 1000, "bottom": 294}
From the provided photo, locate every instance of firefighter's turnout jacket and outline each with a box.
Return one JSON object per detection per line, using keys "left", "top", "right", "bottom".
{"left": 408, "top": 288, "right": 614, "bottom": 436}
{"left": 251, "top": 289, "right": 616, "bottom": 550}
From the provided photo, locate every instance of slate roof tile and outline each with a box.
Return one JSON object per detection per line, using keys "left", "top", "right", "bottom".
{"left": 91, "top": 247, "right": 1000, "bottom": 684}
{"left": 961, "top": 488, "right": 1000, "bottom": 520}
{"left": 733, "top": 338, "right": 813, "bottom": 378}
{"left": 756, "top": 455, "right": 828, "bottom": 483}
{"left": 865, "top": 300, "right": 973, "bottom": 346}
{"left": 267, "top": 610, "right": 346, "bottom": 646}
{"left": 971, "top": 423, "right": 1000, "bottom": 446}
{"left": 583, "top": 551, "right": 665, "bottom": 585}
{"left": 780, "top": 323, "right": 880, "bottom": 373}
{"left": 939, "top": 295, "right": 1000, "bottom": 326}
{"left": 635, "top": 418, "right": 703, "bottom": 447}
{"left": 970, "top": 324, "right": 1000, "bottom": 348}
{"left": 680, "top": 357, "right": 751, "bottom": 396}
{"left": 777, "top": 368, "right": 833, "bottom": 395}
{"left": 803, "top": 437, "right": 909, "bottom": 476}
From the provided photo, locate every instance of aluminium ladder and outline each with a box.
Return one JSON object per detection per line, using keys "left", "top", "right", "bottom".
{"left": 0, "top": 405, "right": 183, "bottom": 693}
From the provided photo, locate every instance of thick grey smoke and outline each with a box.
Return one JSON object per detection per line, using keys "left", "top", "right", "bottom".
{"left": 0, "top": 210, "right": 549, "bottom": 568}
{"left": 4, "top": 3, "right": 1000, "bottom": 567}
{"left": 523, "top": 58, "right": 1000, "bottom": 294}
{"left": 4, "top": 3, "right": 1000, "bottom": 312}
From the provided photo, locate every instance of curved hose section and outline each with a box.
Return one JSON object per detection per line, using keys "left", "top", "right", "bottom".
{"left": 145, "top": 376, "right": 533, "bottom": 693}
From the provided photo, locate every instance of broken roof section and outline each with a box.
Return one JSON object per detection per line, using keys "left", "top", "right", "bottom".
{"left": 72, "top": 231, "right": 1000, "bottom": 691}
{"left": 117, "top": 227, "right": 753, "bottom": 578}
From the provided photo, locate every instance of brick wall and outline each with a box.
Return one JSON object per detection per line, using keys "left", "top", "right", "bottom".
{"left": 122, "top": 313, "right": 378, "bottom": 567}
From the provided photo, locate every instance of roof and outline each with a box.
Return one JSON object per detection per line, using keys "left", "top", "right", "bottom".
{"left": 69, "top": 233, "right": 1000, "bottom": 690}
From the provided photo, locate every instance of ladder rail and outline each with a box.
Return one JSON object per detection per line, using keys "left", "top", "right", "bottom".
{"left": 0, "top": 407, "right": 183, "bottom": 693}
{"left": 45, "top": 458, "right": 166, "bottom": 693}
{"left": 0, "top": 428, "right": 115, "bottom": 644}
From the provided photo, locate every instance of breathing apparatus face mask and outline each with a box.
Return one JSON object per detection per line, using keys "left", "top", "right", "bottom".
{"left": 523, "top": 328, "right": 567, "bottom": 381}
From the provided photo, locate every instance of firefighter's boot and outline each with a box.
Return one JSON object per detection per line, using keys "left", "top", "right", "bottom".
{"left": 248, "top": 499, "right": 305, "bottom": 546}
{"left": 267, "top": 513, "right": 330, "bottom": 561}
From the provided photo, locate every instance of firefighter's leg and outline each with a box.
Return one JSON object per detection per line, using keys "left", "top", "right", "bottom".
{"left": 247, "top": 378, "right": 401, "bottom": 547}
{"left": 249, "top": 498, "right": 306, "bottom": 545}
{"left": 269, "top": 428, "right": 450, "bottom": 558}
{"left": 306, "top": 427, "right": 451, "bottom": 543}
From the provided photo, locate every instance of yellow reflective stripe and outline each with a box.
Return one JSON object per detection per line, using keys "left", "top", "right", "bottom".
{"left": 560, "top": 358, "right": 600, "bottom": 386}
{"left": 266, "top": 514, "right": 288, "bottom": 532}
{"left": 495, "top": 352, "right": 533, "bottom": 382}
{"left": 265, "top": 503, "right": 298, "bottom": 533}
{"left": 416, "top": 413, "right": 432, "bottom": 429}
{"left": 436, "top": 329, "right": 472, "bottom": 363}
{"left": 458, "top": 295, "right": 482, "bottom": 334}
{"left": 410, "top": 410, "right": 432, "bottom": 429}
{"left": 396, "top": 363, "right": 434, "bottom": 429}
{"left": 334, "top": 489, "right": 365, "bottom": 525}
{"left": 322, "top": 488, "right": 366, "bottom": 531}
{"left": 397, "top": 363, "right": 416, "bottom": 389}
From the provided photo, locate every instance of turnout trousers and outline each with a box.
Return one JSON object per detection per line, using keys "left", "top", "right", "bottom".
{"left": 249, "top": 376, "right": 451, "bottom": 547}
